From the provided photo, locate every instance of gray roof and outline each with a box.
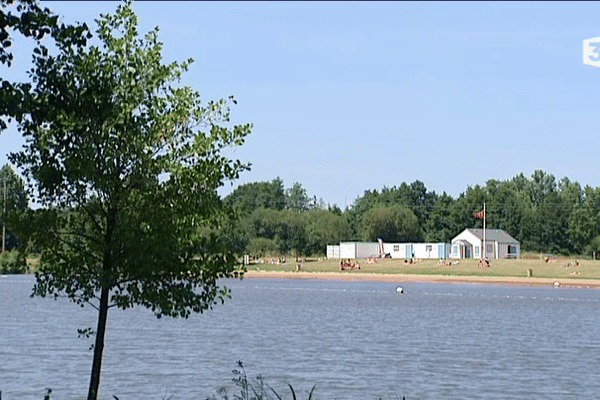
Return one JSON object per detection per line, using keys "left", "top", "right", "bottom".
{"left": 467, "top": 229, "right": 519, "bottom": 244}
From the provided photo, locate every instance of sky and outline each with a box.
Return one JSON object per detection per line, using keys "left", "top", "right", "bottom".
{"left": 1, "top": 1, "right": 600, "bottom": 209}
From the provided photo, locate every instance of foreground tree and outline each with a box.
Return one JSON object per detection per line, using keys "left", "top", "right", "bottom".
{"left": 1, "top": 0, "right": 90, "bottom": 130}
{"left": 9, "top": 2, "right": 251, "bottom": 399}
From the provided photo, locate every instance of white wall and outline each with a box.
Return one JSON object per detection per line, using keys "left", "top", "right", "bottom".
{"left": 452, "top": 230, "right": 481, "bottom": 249}
{"left": 383, "top": 243, "right": 408, "bottom": 258}
{"left": 337, "top": 242, "right": 451, "bottom": 259}
{"left": 340, "top": 242, "right": 356, "bottom": 259}
{"left": 339, "top": 242, "right": 381, "bottom": 259}
{"left": 413, "top": 243, "right": 434, "bottom": 259}
{"left": 327, "top": 245, "right": 340, "bottom": 259}
{"left": 355, "top": 242, "right": 380, "bottom": 258}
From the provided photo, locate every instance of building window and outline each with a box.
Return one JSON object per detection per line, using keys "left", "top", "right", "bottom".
{"left": 425, "top": 245, "right": 432, "bottom": 252}
{"left": 508, "top": 245, "right": 517, "bottom": 255}
{"left": 474, "top": 246, "right": 480, "bottom": 257}
{"left": 452, "top": 245, "right": 458, "bottom": 255}
{"left": 486, "top": 243, "right": 494, "bottom": 253}
{"left": 393, "top": 245, "right": 399, "bottom": 252}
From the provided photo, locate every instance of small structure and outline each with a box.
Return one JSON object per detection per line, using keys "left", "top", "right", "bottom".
{"left": 382, "top": 242, "right": 450, "bottom": 259}
{"left": 340, "top": 242, "right": 380, "bottom": 259}
{"left": 328, "top": 241, "right": 450, "bottom": 259}
{"left": 326, "top": 245, "right": 340, "bottom": 259}
{"left": 450, "top": 228, "right": 520, "bottom": 259}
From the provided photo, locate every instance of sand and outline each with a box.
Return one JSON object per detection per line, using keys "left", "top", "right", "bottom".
{"left": 243, "top": 270, "right": 600, "bottom": 288}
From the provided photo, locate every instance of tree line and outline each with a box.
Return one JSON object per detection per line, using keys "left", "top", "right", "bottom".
{"left": 219, "top": 171, "right": 600, "bottom": 258}
{"left": 5, "top": 166, "right": 600, "bottom": 259}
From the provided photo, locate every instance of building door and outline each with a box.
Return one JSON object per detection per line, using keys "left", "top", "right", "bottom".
{"left": 438, "top": 244, "right": 445, "bottom": 259}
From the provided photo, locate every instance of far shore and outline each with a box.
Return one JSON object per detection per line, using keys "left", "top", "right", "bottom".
{"left": 243, "top": 270, "right": 600, "bottom": 288}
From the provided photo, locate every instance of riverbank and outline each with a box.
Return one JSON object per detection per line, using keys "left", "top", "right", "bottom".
{"left": 243, "top": 270, "right": 600, "bottom": 288}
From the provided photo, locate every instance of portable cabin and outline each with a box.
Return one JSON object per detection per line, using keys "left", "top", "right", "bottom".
{"left": 326, "top": 245, "right": 340, "bottom": 259}
{"left": 339, "top": 242, "right": 380, "bottom": 259}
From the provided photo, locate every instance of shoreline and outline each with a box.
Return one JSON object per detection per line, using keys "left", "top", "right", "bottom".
{"left": 243, "top": 270, "right": 600, "bottom": 288}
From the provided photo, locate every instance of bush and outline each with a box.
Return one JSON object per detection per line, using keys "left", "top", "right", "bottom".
{"left": 0, "top": 250, "right": 28, "bottom": 274}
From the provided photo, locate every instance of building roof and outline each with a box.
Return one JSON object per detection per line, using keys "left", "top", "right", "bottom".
{"left": 466, "top": 228, "right": 519, "bottom": 244}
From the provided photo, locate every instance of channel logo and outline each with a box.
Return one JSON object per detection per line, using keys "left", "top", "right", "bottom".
{"left": 583, "top": 37, "right": 600, "bottom": 67}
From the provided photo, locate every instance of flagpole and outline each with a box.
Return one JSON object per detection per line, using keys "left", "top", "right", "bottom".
{"left": 483, "top": 202, "right": 486, "bottom": 260}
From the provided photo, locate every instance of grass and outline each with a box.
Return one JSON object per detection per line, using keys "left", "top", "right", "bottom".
{"left": 206, "top": 361, "right": 415, "bottom": 400}
{"left": 248, "top": 256, "right": 600, "bottom": 280}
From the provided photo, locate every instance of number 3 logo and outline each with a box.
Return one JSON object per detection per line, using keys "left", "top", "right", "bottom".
{"left": 584, "top": 37, "right": 600, "bottom": 67}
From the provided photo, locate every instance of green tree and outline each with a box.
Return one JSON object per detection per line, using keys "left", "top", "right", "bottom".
{"left": 423, "top": 191, "right": 455, "bottom": 242}
{"left": 9, "top": 3, "right": 251, "bottom": 399}
{"left": 285, "top": 182, "right": 309, "bottom": 211}
{"left": 361, "top": 204, "right": 421, "bottom": 242}
{"left": 225, "top": 178, "right": 285, "bottom": 212}
{"left": 304, "top": 209, "right": 350, "bottom": 255}
{"left": 586, "top": 235, "right": 600, "bottom": 258}
{"left": 279, "top": 210, "right": 308, "bottom": 258}
{"left": 567, "top": 206, "right": 596, "bottom": 255}
{"left": 1, "top": 164, "right": 28, "bottom": 250}
{"left": 245, "top": 208, "right": 282, "bottom": 240}
{"left": 247, "top": 236, "right": 278, "bottom": 257}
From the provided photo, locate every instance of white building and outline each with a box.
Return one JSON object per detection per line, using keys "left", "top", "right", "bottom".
{"left": 450, "top": 228, "right": 520, "bottom": 259}
{"left": 326, "top": 245, "right": 340, "bottom": 259}
{"left": 329, "top": 242, "right": 450, "bottom": 259}
{"left": 339, "top": 242, "right": 380, "bottom": 259}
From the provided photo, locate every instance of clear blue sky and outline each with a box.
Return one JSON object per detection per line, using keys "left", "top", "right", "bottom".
{"left": 2, "top": 1, "right": 600, "bottom": 208}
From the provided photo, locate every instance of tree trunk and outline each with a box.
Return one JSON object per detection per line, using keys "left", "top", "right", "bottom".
{"left": 87, "top": 286, "right": 110, "bottom": 400}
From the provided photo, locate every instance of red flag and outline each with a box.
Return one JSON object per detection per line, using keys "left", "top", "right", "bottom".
{"left": 473, "top": 210, "right": 484, "bottom": 219}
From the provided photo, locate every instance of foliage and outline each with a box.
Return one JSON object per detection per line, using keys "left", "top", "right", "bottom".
{"left": 285, "top": 182, "right": 309, "bottom": 212}
{"left": 361, "top": 204, "right": 422, "bottom": 243}
{"left": 0, "top": 0, "right": 91, "bottom": 130}
{"left": 207, "top": 361, "right": 317, "bottom": 400}
{"left": 225, "top": 178, "right": 286, "bottom": 213}
{"left": 247, "top": 237, "right": 279, "bottom": 257}
{"left": 1, "top": 164, "right": 28, "bottom": 250}
{"left": 222, "top": 169, "right": 600, "bottom": 258}
{"left": 0, "top": 249, "right": 27, "bottom": 273}
{"left": 304, "top": 209, "right": 350, "bottom": 256}
{"left": 586, "top": 235, "right": 600, "bottom": 257}
{"left": 8, "top": 1, "right": 251, "bottom": 398}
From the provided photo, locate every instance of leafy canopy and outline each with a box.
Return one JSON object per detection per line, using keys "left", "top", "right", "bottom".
{"left": 10, "top": 0, "right": 252, "bottom": 317}
{"left": 0, "top": 0, "right": 91, "bottom": 130}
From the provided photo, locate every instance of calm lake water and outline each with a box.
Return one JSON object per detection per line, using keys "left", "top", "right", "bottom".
{"left": 2, "top": 274, "right": 600, "bottom": 399}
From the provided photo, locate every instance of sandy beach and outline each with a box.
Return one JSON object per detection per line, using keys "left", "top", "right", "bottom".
{"left": 243, "top": 270, "right": 600, "bottom": 288}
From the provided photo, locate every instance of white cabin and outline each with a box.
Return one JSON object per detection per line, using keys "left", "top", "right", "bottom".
{"left": 450, "top": 228, "right": 520, "bottom": 259}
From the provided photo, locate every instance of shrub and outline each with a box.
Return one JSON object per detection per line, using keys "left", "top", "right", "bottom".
{"left": 0, "top": 250, "right": 28, "bottom": 274}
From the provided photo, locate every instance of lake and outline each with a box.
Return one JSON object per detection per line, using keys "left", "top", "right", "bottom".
{"left": 2, "top": 275, "right": 600, "bottom": 399}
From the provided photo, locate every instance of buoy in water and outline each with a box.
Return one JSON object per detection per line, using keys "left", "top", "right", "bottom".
{"left": 395, "top": 286, "right": 404, "bottom": 293}
{"left": 554, "top": 281, "right": 560, "bottom": 287}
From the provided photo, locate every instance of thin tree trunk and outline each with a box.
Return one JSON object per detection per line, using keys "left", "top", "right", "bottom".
{"left": 87, "top": 286, "right": 110, "bottom": 400}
